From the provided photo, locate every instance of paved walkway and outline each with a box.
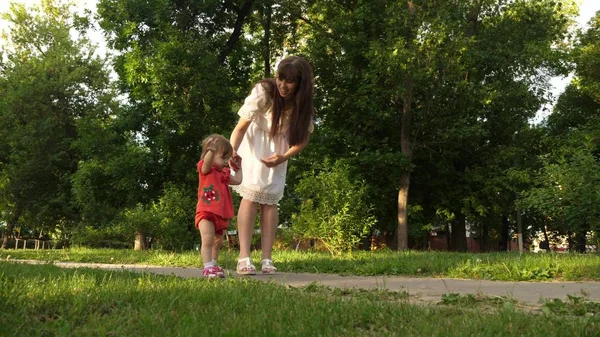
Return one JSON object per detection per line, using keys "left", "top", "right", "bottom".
{"left": 12, "top": 259, "right": 600, "bottom": 306}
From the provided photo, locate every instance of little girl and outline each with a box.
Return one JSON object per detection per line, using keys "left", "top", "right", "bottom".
{"left": 195, "top": 134, "right": 243, "bottom": 278}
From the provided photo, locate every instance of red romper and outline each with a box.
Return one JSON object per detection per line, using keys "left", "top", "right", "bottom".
{"left": 195, "top": 160, "right": 234, "bottom": 235}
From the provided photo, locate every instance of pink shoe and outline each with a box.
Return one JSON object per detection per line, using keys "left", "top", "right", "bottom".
{"left": 214, "top": 266, "right": 226, "bottom": 278}
{"left": 203, "top": 266, "right": 219, "bottom": 278}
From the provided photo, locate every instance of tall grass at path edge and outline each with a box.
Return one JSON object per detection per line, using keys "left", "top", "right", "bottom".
{"left": 1, "top": 247, "right": 599, "bottom": 281}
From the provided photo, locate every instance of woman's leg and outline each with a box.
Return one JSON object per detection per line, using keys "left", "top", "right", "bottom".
{"left": 237, "top": 198, "right": 258, "bottom": 259}
{"left": 198, "top": 220, "right": 215, "bottom": 264}
{"left": 259, "top": 203, "right": 278, "bottom": 260}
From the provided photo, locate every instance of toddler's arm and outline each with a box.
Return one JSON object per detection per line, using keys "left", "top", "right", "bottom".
{"left": 201, "top": 139, "right": 218, "bottom": 174}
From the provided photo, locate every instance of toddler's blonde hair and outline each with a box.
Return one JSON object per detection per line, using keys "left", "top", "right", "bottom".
{"left": 200, "top": 134, "right": 233, "bottom": 160}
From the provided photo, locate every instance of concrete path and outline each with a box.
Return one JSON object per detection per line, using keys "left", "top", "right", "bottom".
{"left": 12, "top": 259, "right": 600, "bottom": 306}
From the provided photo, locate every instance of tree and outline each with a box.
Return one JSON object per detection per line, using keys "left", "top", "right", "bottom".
{"left": 522, "top": 12, "right": 600, "bottom": 252}
{"left": 520, "top": 139, "right": 600, "bottom": 252}
{"left": 0, "top": 0, "right": 114, "bottom": 248}
{"left": 296, "top": 0, "right": 576, "bottom": 250}
{"left": 95, "top": 0, "right": 263, "bottom": 248}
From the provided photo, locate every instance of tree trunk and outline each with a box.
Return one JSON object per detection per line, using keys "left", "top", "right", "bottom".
{"left": 261, "top": 2, "right": 272, "bottom": 78}
{"left": 500, "top": 215, "right": 509, "bottom": 251}
{"left": 134, "top": 230, "right": 148, "bottom": 250}
{"left": 450, "top": 211, "right": 467, "bottom": 252}
{"left": 360, "top": 230, "right": 372, "bottom": 251}
{"left": 542, "top": 225, "right": 550, "bottom": 242}
{"left": 481, "top": 220, "right": 489, "bottom": 252}
{"left": 516, "top": 209, "right": 523, "bottom": 252}
{"left": 1, "top": 222, "right": 14, "bottom": 249}
{"left": 1, "top": 207, "right": 22, "bottom": 249}
{"left": 574, "top": 228, "right": 588, "bottom": 253}
{"left": 397, "top": 172, "right": 410, "bottom": 250}
{"left": 397, "top": 1, "right": 416, "bottom": 251}
{"left": 397, "top": 79, "right": 414, "bottom": 251}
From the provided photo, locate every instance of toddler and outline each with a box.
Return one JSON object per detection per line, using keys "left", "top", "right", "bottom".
{"left": 195, "top": 134, "right": 242, "bottom": 278}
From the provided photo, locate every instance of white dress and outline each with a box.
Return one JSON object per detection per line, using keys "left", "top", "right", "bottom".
{"left": 232, "top": 84, "right": 313, "bottom": 205}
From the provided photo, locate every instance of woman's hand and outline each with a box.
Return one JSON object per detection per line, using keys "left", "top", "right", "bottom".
{"left": 261, "top": 153, "right": 287, "bottom": 168}
{"left": 229, "top": 152, "right": 242, "bottom": 171}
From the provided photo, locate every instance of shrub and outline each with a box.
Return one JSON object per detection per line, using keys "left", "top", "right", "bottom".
{"left": 291, "top": 159, "right": 377, "bottom": 254}
{"left": 69, "top": 224, "right": 131, "bottom": 249}
{"left": 153, "top": 184, "right": 197, "bottom": 250}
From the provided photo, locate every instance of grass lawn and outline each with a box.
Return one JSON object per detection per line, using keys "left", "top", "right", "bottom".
{"left": 2, "top": 247, "right": 600, "bottom": 281}
{"left": 1, "top": 262, "right": 599, "bottom": 337}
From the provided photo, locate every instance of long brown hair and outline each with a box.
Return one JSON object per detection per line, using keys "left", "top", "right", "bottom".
{"left": 258, "top": 56, "right": 314, "bottom": 146}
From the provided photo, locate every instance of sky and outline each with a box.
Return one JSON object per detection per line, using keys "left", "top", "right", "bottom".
{"left": 0, "top": 0, "right": 105, "bottom": 55}
{"left": 543, "top": 0, "right": 600, "bottom": 121}
{"left": 1, "top": 0, "right": 599, "bottom": 121}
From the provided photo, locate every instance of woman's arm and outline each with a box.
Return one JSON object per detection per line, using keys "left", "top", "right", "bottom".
{"left": 261, "top": 133, "right": 311, "bottom": 168}
{"left": 229, "top": 118, "right": 251, "bottom": 171}
{"left": 230, "top": 118, "right": 251, "bottom": 152}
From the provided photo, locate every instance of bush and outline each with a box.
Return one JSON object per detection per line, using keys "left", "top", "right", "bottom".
{"left": 69, "top": 225, "right": 131, "bottom": 249}
{"left": 153, "top": 184, "right": 197, "bottom": 250}
{"left": 69, "top": 184, "right": 198, "bottom": 251}
{"left": 291, "top": 159, "right": 377, "bottom": 254}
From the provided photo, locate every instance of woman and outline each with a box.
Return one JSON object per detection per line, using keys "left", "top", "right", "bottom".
{"left": 230, "top": 56, "right": 314, "bottom": 274}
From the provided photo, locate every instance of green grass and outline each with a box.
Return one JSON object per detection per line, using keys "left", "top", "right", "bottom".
{"left": 2, "top": 247, "right": 600, "bottom": 281}
{"left": 1, "top": 262, "right": 598, "bottom": 337}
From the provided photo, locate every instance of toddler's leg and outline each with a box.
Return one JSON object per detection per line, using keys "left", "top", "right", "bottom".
{"left": 211, "top": 232, "right": 226, "bottom": 278}
{"left": 198, "top": 219, "right": 216, "bottom": 265}
{"left": 212, "top": 233, "right": 224, "bottom": 262}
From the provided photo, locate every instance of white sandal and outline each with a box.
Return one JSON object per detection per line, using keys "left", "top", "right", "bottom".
{"left": 261, "top": 259, "right": 277, "bottom": 274}
{"left": 236, "top": 257, "right": 256, "bottom": 275}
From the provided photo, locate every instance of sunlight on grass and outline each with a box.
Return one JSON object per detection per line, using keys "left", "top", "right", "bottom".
{"left": 1, "top": 247, "right": 599, "bottom": 281}
{"left": 1, "top": 262, "right": 598, "bottom": 337}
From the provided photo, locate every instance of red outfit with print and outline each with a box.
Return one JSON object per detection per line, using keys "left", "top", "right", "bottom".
{"left": 195, "top": 160, "right": 234, "bottom": 235}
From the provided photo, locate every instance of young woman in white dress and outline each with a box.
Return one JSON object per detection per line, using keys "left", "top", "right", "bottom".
{"left": 229, "top": 56, "right": 315, "bottom": 274}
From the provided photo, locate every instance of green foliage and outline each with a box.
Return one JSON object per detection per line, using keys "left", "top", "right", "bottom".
{"left": 527, "top": 11, "right": 600, "bottom": 247}
{"left": 0, "top": 0, "right": 594, "bottom": 251}
{"left": 295, "top": 0, "right": 578, "bottom": 248}
{"left": 69, "top": 225, "right": 131, "bottom": 249}
{"left": 97, "top": 0, "right": 241, "bottom": 191}
{"left": 291, "top": 159, "right": 377, "bottom": 254}
{"left": 519, "top": 143, "right": 600, "bottom": 238}
{"left": 119, "top": 203, "right": 159, "bottom": 240}
{"left": 152, "top": 184, "right": 196, "bottom": 251}
{"left": 576, "top": 12, "right": 600, "bottom": 103}
{"left": 297, "top": 282, "right": 409, "bottom": 302}
{"left": 0, "top": 0, "right": 115, "bottom": 241}
{"left": 71, "top": 183, "right": 197, "bottom": 250}
{"left": 541, "top": 295, "right": 600, "bottom": 316}
{"left": 450, "top": 257, "right": 562, "bottom": 281}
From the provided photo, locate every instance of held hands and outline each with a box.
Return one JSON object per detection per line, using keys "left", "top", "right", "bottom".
{"left": 229, "top": 152, "right": 242, "bottom": 172}
{"left": 261, "top": 153, "right": 287, "bottom": 168}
